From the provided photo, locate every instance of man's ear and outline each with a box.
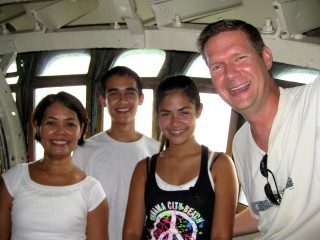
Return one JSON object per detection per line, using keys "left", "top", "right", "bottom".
{"left": 262, "top": 46, "right": 273, "bottom": 70}
{"left": 138, "top": 93, "right": 144, "bottom": 106}
{"left": 99, "top": 94, "right": 107, "bottom": 107}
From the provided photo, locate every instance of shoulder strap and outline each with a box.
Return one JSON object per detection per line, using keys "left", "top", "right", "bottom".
{"left": 210, "top": 152, "right": 223, "bottom": 170}
{"left": 146, "top": 153, "right": 159, "bottom": 178}
{"left": 145, "top": 157, "right": 150, "bottom": 176}
{"left": 199, "top": 145, "right": 209, "bottom": 173}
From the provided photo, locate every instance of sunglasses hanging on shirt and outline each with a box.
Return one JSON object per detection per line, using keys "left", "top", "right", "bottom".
{"left": 260, "top": 153, "right": 282, "bottom": 206}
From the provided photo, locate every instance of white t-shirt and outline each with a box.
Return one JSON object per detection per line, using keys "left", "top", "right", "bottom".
{"left": 233, "top": 77, "right": 320, "bottom": 239}
{"left": 72, "top": 132, "right": 160, "bottom": 240}
{"left": 2, "top": 163, "right": 106, "bottom": 240}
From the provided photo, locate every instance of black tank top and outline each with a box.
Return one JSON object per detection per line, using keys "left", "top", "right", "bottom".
{"left": 142, "top": 145, "right": 219, "bottom": 239}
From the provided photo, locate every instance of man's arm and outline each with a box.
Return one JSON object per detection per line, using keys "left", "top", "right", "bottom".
{"left": 233, "top": 208, "right": 259, "bottom": 237}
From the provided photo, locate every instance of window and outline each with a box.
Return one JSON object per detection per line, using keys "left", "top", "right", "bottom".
{"left": 185, "top": 54, "right": 231, "bottom": 152}
{"left": 185, "top": 55, "right": 210, "bottom": 78}
{"left": 103, "top": 49, "right": 166, "bottom": 137}
{"left": 195, "top": 93, "right": 231, "bottom": 152}
{"left": 271, "top": 62, "right": 320, "bottom": 84}
{"left": 37, "top": 50, "right": 91, "bottom": 76}
{"left": 113, "top": 49, "right": 165, "bottom": 77}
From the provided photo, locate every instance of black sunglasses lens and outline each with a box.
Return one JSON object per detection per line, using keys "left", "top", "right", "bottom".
{"left": 264, "top": 183, "right": 279, "bottom": 205}
{"left": 260, "top": 154, "right": 268, "bottom": 177}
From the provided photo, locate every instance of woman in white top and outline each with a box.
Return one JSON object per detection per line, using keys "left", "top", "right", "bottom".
{"left": 0, "top": 91, "right": 108, "bottom": 240}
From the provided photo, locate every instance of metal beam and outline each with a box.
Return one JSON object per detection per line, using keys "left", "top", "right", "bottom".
{"left": 112, "top": 0, "right": 145, "bottom": 48}
{"left": 273, "top": 0, "right": 320, "bottom": 39}
{"left": 0, "top": 24, "right": 319, "bottom": 70}
{"left": 31, "top": 0, "right": 99, "bottom": 31}
{"left": 0, "top": 66, "right": 27, "bottom": 170}
{"left": 0, "top": 5, "right": 25, "bottom": 25}
{"left": 149, "top": 0, "right": 243, "bottom": 27}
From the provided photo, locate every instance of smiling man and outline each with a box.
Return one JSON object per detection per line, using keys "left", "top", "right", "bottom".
{"left": 197, "top": 19, "right": 320, "bottom": 239}
{"left": 72, "top": 66, "right": 159, "bottom": 240}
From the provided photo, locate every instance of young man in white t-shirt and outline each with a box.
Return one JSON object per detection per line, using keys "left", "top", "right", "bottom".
{"left": 73, "top": 66, "right": 160, "bottom": 240}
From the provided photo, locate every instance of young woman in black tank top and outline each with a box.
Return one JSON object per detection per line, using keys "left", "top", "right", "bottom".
{"left": 123, "top": 75, "right": 238, "bottom": 239}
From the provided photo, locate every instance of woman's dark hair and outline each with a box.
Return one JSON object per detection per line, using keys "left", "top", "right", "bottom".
{"left": 197, "top": 19, "right": 265, "bottom": 59}
{"left": 32, "top": 91, "right": 89, "bottom": 145}
{"left": 155, "top": 75, "right": 201, "bottom": 151}
{"left": 99, "top": 66, "right": 143, "bottom": 97}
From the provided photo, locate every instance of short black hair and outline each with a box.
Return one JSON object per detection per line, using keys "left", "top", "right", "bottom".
{"left": 99, "top": 66, "right": 143, "bottom": 97}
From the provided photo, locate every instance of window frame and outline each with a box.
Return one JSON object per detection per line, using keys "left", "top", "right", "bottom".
{"left": 27, "top": 50, "right": 94, "bottom": 161}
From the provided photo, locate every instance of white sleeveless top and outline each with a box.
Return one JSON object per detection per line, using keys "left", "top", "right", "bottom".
{"left": 155, "top": 150, "right": 216, "bottom": 191}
